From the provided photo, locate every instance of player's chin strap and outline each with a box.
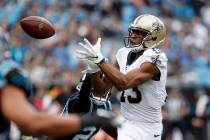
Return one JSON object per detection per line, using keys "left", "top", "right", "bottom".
{"left": 130, "top": 44, "right": 148, "bottom": 53}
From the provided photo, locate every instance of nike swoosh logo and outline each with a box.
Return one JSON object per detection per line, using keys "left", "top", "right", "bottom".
{"left": 154, "top": 134, "right": 160, "bottom": 137}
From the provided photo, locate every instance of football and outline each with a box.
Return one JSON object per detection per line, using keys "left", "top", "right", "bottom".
{"left": 20, "top": 16, "right": 55, "bottom": 39}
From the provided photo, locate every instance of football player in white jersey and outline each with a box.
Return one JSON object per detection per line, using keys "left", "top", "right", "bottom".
{"left": 76, "top": 14, "right": 168, "bottom": 140}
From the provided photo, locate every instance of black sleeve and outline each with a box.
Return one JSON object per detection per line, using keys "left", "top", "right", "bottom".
{"left": 69, "top": 75, "right": 92, "bottom": 113}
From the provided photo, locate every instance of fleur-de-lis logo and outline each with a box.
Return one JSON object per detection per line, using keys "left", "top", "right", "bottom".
{"left": 151, "top": 55, "right": 161, "bottom": 65}
{"left": 152, "top": 20, "right": 163, "bottom": 33}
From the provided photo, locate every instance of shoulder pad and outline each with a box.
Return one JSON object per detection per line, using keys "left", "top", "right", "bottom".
{"left": 142, "top": 48, "right": 167, "bottom": 68}
{"left": 0, "top": 59, "right": 21, "bottom": 88}
{"left": 143, "top": 48, "right": 167, "bottom": 61}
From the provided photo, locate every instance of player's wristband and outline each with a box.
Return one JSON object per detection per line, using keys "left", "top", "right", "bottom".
{"left": 5, "top": 69, "right": 33, "bottom": 97}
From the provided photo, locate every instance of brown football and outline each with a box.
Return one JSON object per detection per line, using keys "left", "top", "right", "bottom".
{"left": 20, "top": 16, "right": 55, "bottom": 39}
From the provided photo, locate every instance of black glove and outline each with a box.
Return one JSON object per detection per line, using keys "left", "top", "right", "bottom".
{"left": 80, "top": 109, "right": 122, "bottom": 130}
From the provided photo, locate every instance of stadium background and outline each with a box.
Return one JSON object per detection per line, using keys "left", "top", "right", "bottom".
{"left": 0, "top": 0, "right": 210, "bottom": 140}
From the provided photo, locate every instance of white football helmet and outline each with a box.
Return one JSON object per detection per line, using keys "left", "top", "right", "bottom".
{"left": 124, "top": 14, "right": 166, "bottom": 52}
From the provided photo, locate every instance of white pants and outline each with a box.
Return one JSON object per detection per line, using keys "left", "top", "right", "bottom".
{"left": 117, "top": 120, "right": 163, "bottom": 140}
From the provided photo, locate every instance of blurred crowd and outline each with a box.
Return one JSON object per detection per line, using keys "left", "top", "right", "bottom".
{"left": 0, "top": 0, "right": 210, "bottom": 140}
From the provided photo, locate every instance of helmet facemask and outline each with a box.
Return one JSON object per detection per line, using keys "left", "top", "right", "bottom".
{"left": 124, "top": 28, "right": 149, "bottom": 52}
{"left": 76, "top": 74, "right": 111, "bottom": 106}
{"left": 90, "top": 90, "right": 111, "bottom": 106}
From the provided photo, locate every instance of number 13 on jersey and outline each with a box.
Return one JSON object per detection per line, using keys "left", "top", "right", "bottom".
{"left": 120, "top": 87, "right": 142, "bottom": 103}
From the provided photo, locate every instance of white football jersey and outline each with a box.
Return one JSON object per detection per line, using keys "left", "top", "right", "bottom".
{"left": 116, "top": 47, "right": 168, "bottom": 123}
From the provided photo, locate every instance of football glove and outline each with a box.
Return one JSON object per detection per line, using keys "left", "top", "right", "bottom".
{"left": 76, "top": 38, "right": 105, "bottom": 65}
{"left": 81, "top": 109, "right": 122, "bottom": 129}
{"left": 82, "top": 59, "right": 100, "bottom": 74}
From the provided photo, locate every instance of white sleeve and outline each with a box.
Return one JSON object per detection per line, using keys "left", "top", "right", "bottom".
{"left": 141, "top": 49, "right": 168, "bottom": 70}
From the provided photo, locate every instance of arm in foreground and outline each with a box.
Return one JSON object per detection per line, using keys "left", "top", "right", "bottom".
{"left": 1, "top": 85, "right": 81, "bottom": 136}
{"left": 1, "top": 86, "right": 121, "bottom": 136}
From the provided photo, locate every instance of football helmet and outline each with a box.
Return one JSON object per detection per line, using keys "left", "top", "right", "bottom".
{"left": 124, "top": 14, "right": 166, "bottom": 52}
{"left": 90, "top": 90, "right": 111, "bottom": 106}
{"left": 76, "top": 74, "right": 111, "bottom": 106}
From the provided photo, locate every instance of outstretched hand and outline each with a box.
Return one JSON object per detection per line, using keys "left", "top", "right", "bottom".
{"left": 82, "top": 59, "right": 100, "bottom": 74}
{"left": 76, "top": 38, "right": 105, "bottom": 65}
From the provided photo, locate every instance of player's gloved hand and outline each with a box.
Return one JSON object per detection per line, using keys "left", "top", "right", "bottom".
{"left": 0, "top": 59, "right": 33, "bottom": 97}
{"left": 76, "top": 38, "right": 105, "bottom": 65}
{"left": 80, "top": 109, "right": 122, "bottom": 130}
{"left": 82, "top": 59, "right": 100, "bottom": 74}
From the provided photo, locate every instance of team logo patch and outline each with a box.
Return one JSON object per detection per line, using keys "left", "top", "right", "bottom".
{"left": 151, "top": 56, "right": 161, "bottom": 65}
